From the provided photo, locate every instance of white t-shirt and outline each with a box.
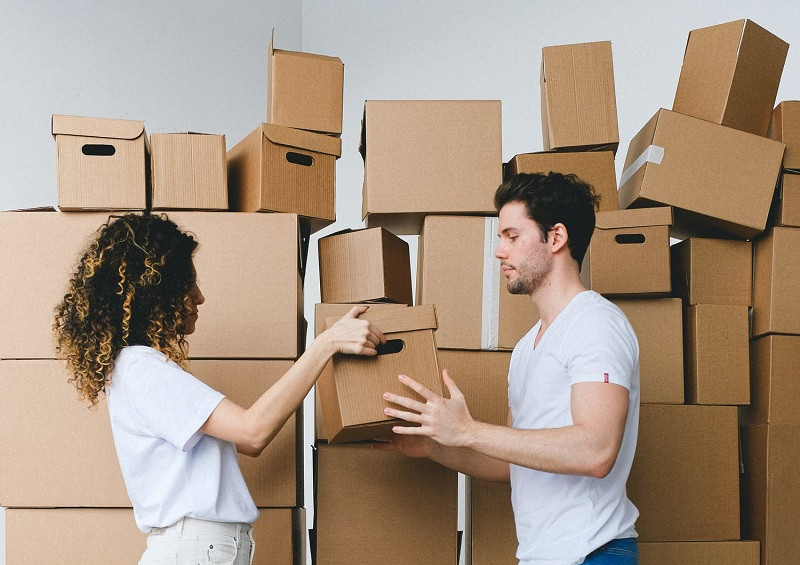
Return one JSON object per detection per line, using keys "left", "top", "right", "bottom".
{"left": 107, "top": 346, "right": 259, "bottom": 532}
{"left": 508, "top": 291, "right": 640, "bottom": 565}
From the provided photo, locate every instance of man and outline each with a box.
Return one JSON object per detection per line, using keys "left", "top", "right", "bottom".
{"left": 378, "top": 172, "right": 640, "bottom": 564}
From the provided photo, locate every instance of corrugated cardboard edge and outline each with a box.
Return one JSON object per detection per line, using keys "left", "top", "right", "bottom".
{"left": 261, "top": 123, "right": 342, "bottom": 157}
{"left": 325, "top": 304, "right": 438, "bottom": 334}
{"left": 52, "top": 114, "right": 145, "bottom": 140}
{"left": 595, "top": 206, "right": 673, "bottom": 229}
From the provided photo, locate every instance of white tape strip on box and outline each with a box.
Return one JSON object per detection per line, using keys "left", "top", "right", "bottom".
{"left": 481, "top": 216, "right": 500, "bottom": 350}
{"left": 619, "top": 144, "right": 665, "bottom": 188}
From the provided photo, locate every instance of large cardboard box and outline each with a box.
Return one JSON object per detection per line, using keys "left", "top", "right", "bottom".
{"left": 504, "top": 151, "right": 618, "bottom": 211}
{"left": 684, "top": 304, "right": 750, "bottom": 405}
{"left": 670, "top": 237, "right": 752, "bottom": 306}
{"left": 318, "top": 227, "right": 413, "bottom": 305}
{"left": 51, "top": 114, "right": 149, "bottom": 211}
{"left": 769, "top": 172, "right": 800, "bottom": 228}
{"left": 267, "top": 30, "right": 344, "bottom": 136}
{"left": 752, "top": 227, "right": 800, "bottom": 337}
{"left": 673, "top": 19, "right": 788, "bottom": 138}
{"left": 741, "top": 423, "right": 800, "bottom": 565}
{"left": 581, "top": 207, "right": 673, "bottom": 296}
{"left": 312, "top": 443, "right": 458, "bottom": 565}
{"left": 417, "top": 216, "right": 539, "bottom": 350}
{"left": 611, "top": 298, "right": 684, "bottom": 405}
{"left": 227, "top": 123, "right": 341, "bottom": 227}
{"left": 360, "top": 100, "right": 503, "bottom": 235}
{"left": 619, "top": 109, "right": 784, "bottom": 239}
{"left": 150, "top": 132, "right": 228, "bottom": 210}
{"left": 318, "top": 305, "right": 441, "bottom": 443}
{"left": 740, "top": 335, "right": 800, "bottom": 427}
{"left": 628, "top": 404, "right": 740, "bottom": 542}
{"left": 768, "top": 101, "right": 800, "bottom": 171}
{"left": 638, "top": 541, "right": 760, "bottom": 565}
{"left": 540, "top": 41, "right": 619, "bottom": 153}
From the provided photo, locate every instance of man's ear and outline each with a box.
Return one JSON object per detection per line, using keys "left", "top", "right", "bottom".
{"left": 550, "top": 223, "right": 569, "bottom": 254}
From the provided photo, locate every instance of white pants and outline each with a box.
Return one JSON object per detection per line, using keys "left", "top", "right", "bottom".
{"left": 139, "top": 517, "right": 255, "bottom": 565}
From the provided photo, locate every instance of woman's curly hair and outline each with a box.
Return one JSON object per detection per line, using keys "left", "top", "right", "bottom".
{"left": 54, "top": 213, "right": 198, "bottom": 406}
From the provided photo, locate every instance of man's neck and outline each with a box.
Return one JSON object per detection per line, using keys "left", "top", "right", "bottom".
{"left": 530, "top": 263, "right": 588, "bottom": 330}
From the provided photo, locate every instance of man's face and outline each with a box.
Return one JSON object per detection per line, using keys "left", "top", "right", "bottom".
{"left": 495, "top": 201, "right": 552, "bottom": 296}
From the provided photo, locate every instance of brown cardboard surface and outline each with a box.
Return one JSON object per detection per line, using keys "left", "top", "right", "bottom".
{"left": 638, "top": 541, "right": 760, "bottom": 564}
{"left": 769, "top": 101, "right": 800, "bottom": 171}
{"left": 317, "top": 305, "right": 441, "bottom": 443}
{"left": 673, "top": 19, "right": 788, "bottom": 137}
{"left": 505, "top": 151, "right": 619, "bottom": 211}
{"left": 581, "top": 207, "right": 672, "bottom": 296}
{"left": 771, "top": 173, "right": 800, "bottom": 228}
{"left": 267, "top": 30, "right": 344, "bottom": 136}
{"left": 360, "top": 100, "right": 502, "bottom": 235}
{"left": 318, "top": 227, "right": 412, "bottom": 305}
{"left": 670, "top": 237, "right": 753, "bottom": 306}
{"left": 313, "top": 443, "right": 458, "bottom": 565}
{"left": 740, "top": 335, "right": 800, "bottom": 426}
{"left": 611, "top": 298, "right": 684, "bottom": 404}
{"left": 684, "top": 304, "right": 750, "bottom": 405}
{"left": 540, "top": 41, "right": 619, "bottom": 153}
{"left": 741, "top": 424, "right": 800, "bottom": 564}
{"left": 51, "top": 114, "right": 149, "bottom": 211}
{"left": 437, "top": 349, "right": 510, "bottom": 426}
{"left": 752, "top": 227, "right": 800, "bottom": 337}
{"left": 151, "top": 133, "right": 228, "bottom": 210}
{"left": 417, "top": 216, "right": 539, "bottom": 350}
{"left": 619, "top": 109, "right": 784, "bottom": 239}
{"left": 628, "top": 404, "right": 740, "bottom": 542}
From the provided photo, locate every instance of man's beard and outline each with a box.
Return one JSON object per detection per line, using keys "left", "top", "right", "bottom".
{"left": 505, "top": 259, "right": 550, "bottom": 295}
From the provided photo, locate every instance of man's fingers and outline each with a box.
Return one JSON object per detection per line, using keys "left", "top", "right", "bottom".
{"left": 442, "top": 369, "right": 464, "bottom": 400}
{"left": 397, "top": 374, "right": 436, "bottom": 401}
{"left": 383, "top": 405, "right": 424, "bottom": 423}
{"left": 383, "top": 391, "right": 425, "bottom": 413}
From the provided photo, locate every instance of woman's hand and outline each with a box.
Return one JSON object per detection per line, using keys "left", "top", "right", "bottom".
{"left": 321, "top": 305, "right": 386, "bottom": 356}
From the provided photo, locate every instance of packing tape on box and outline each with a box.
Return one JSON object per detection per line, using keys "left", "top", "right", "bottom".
{"left": 481, "top": 217, "right": 500, "bottom": 349}
{"left": 619, "top": 144, "right": 664, "bottom": 188}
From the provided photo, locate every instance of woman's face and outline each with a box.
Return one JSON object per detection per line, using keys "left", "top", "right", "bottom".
{"left": 184, "top": 265, "right": 205, "bottom": 335}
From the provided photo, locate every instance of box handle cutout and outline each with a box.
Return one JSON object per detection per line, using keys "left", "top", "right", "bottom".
{"left": 82, "top": 144, "right": 116, "bottom": 156}
{"left": 376, "top": 339, "right": 404, "bottom": 356}
{"left": 286, "top": 151, "right": 314, "bottom": 167}
{"left": 615, "top": 234, "right": 646, "bottom": 245}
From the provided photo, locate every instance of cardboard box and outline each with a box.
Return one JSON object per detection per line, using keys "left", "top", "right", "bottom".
{"left": 318, "top": 227, "right": 413, "bottom": 305}
{"left": 227, "top": 123, "right": 341, "bottom": 228}
{"left": 740, "top": 335, "right": 800, "bottom": 426}
{"left": 770, "top": 172, "right": 800, "bottom": 228}
{"left": 150, "top": 132, "right": 228, "bottom": 210}
{"left": 51, "top": 114, "right": 149, "bottom": 211}
{"left": 581, "top": 207, "right": 673, "bottom": 296}
{"left": 417, "top": 216, "right": 540, "bottom": 350}
{"left": 741, "top": 423, "right": 800, "bottom": 564}
{"left": 318, "top": 305, "right": 441, "bottom": 443}
{"left": 505, "top": 151, "right": 619, "bottom": 211}
{"left": 752, "top": 227, "right": 800, "bottom": 337}
{"left": 684, "top": 304, "right": 750, "bottom": 405}
{"left": 540, "top": 41, "right": 619, "bottom": 153}
{"left": 611, "top": 298, "right": 684, "bottom": 405}
{"left": 670, "top": 237, "right": 753, "bottom": 306}
{"left": 673, "top": 19, "right": 788, "bottom": 138}
{"left": 2, "top": 507, "right": 303, "bottom": 565}
{"left": 360, "top": 100, "right": 503, "bottom": 235}
{"left": 769, "top": 101, "right": 800, "bottom": 171}
{"left": 619, "top": 109, "right": 784, "bottom": 239}
{"left": 628, "top": 404, "right": 740, "bottom": 542}
{"left": 267, "top": 30, "right": 344, "bottom": 136}
{"left": 312, "top": 443, "right": 458, "bottom": 565}
{"left": 638, "top": 541, "right": 760, "bottom": 565}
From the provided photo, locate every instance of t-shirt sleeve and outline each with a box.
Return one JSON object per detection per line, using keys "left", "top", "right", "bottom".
{"left": 122, "top": 353, "right": 225, "bottom": 452}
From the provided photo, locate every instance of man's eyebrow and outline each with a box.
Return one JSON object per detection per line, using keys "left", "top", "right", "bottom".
{"left": 499, "top": 226, "right": 518, "bottom": 235}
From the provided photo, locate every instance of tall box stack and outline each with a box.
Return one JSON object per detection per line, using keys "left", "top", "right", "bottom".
{"left": 768, "top": 101, "right": 800, "bottom": 229}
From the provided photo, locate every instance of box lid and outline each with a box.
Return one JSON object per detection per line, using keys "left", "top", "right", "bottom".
{"left": 595, "top": 206, "right": 673, "bottom": 229}
{"left": 51, "top": 114, "right": 145, "bottom": 140}
{"left": 261, "top": 123, "right": 342, "bottom": 157}
{"left": 326, "top": 304, "right": 437, "bottom": 335}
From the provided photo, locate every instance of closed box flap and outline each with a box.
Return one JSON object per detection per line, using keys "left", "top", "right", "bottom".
{"left": 261, "top": 123, "right": 342, "bottom": 157}
{"left": 51, "top": 114, "right": 145, "bottom": 140}
{"left": 326, "top": 304, "right": 437, "bottom": 334}
{"left": 595, "top": 206, "right": 673, "bottom": 229}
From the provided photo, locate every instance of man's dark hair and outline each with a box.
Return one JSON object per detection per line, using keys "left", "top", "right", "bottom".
{"left": 494, "top": 172, "right": 600, "bottom": 266}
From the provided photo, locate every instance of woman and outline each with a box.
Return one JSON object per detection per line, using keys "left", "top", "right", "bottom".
{"left": 54, "top": 213, "right": 384, "bottom": 565}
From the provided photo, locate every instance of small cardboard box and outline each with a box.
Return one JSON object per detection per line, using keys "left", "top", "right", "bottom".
{"left": 684, "top": 304, "right": 750, "bottom": 405}
{"left": 740, "top": 335, "right": 800, "bottom": 426}
{"left": 638, "top": 541, "right": 760, "bottom": 565}
{"left": 769, "top": 101, "right": 800, "bottom": 171}
{"left": 540, "top": 41, "right": 619, "bottom": 153}
{"left": 628, "top": 404, "right": 740, "bottom": 542}
{"left": 312, "top": 443, "right": 458, "bottom": 564}
{"left": 619, "top": 108, "right": 784, "bottom": 239}
{"left": 611, "top": 298, "right": 684, "bottom": 405}
{"left": 150, "top": 132, "right": 228, "bottom": 210}
{"left": 227, "top": 123, "right": 341, "bottom": 228}
{"left": 752, "top": 227, "right": 800, "bottom": 337}
{"left": 417, "top": 216, "right": 540, "bottom": 350}
{"left": 318, "top": 304, "right": 441, "bottom": 443}
{"left": 360, "top": 100, "right": 502, "bottom": 235}
{"left": 505, "top": 150, "right": 619, "bottom": 211}
{"left": 670, "top": 237, "right": 753, "bottom": 306}
{"left": 740, "top": 423, "right": 800, "bottom": 565}
{"left": 673, "top": 19, "right": 788, "bottom": 138}
{"left": 52, "top": 114, "right": 149, "bottom": 211}
{"left": 581, "top": 207, "right": 673, "bottom": 296}
{"left": 318, "top": 227, "right": 413, "bottom": 305}
{"left": 267, "top": 30, "right": 344, "bottom": 136}
{"left": 770, "top": 172, "right": 800, "bottom": 228}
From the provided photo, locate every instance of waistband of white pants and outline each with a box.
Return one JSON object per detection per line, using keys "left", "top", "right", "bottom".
{"left": 149, "top": 517, "right": 253, "bottom": 538}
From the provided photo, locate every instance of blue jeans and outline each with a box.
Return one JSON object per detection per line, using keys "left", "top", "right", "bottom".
{"left": 582, "top": 538, "right": 638, "bottom": 564}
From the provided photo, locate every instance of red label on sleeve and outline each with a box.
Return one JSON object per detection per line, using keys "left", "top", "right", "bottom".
{"left": 603, "top": 372, "right": 609, "bottom": 383}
